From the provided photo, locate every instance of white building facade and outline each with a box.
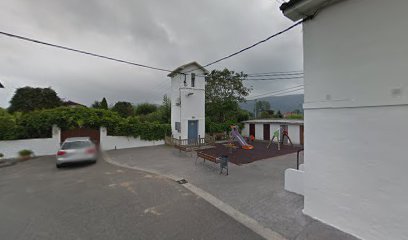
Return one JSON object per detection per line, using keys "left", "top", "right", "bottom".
{"left": 168, "top": 62, "right": 208, "bottom": 141}
{"left": 281, "top": 1, "right": 408, "bottom": 239}
{"left": 242, "top": 119, "right": 304, "bottom": 145}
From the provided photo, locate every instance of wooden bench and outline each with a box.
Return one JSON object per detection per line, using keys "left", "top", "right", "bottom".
{"left": 174, "top": 145, "right": 193, "bottom": 152}
{"left": 196, "top": 151, "right": 228, "bottom": 175}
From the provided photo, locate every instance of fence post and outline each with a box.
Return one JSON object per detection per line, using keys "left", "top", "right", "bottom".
{"left": 198, "top": 135, "right": 200, "bottom": 147}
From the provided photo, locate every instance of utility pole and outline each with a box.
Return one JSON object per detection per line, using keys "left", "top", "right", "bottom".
{"left": 254, "top": 99, "right": 258, "bottom": 118}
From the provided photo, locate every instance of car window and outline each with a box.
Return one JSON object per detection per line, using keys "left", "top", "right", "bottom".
{"left": 62, "top": 141, "right": 91, "bottom": 150}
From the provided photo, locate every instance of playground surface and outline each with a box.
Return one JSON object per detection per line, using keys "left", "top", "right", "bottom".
{"left": 200, "top": 141, "right": 302, "bottom": 165}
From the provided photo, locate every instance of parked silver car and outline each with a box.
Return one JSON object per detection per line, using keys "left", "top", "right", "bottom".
{"left": 56, "top": 137, "right": 97, "bottom": 168}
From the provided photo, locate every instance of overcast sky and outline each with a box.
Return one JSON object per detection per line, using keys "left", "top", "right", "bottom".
{"left": 0, "top": 0, "right": 303, "bottom": 108}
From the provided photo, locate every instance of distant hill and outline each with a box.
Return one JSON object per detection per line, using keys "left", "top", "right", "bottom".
{"left": 240, "top": 94, "right": 304, "bottom": 114}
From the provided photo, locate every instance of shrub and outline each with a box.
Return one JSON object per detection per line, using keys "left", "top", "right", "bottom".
{"left": 110, "top": 116, "right": 170, "bottom": 141}
{"left": 134, "top": 103, "right": 158, "bottom": 115}
{"left": 286, "top": 114, "right": 303, "bottom": 119}
{"left": 206, "top": 120, "right": 243, "bottom": 135}
{"left": 138, "top": 111, "right": 162, "bottom": 123}
{"left": 112, "top": 101, "right": 134, "bottom": 118}
{"left": 18, "top": 149, "right": 33, "bottom": 157}
{"left": 0, "top": 109, "right": 18, "bottom": 140}
{"left": 0, "top": 107, "right": 170, "bottom": 141}
{"left": 0, "top": 153, "right": 4, "bottom": 158}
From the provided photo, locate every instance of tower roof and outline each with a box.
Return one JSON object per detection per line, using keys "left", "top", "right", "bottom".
{"left": 167, "top": 62, "right": 209, "bottom": 77}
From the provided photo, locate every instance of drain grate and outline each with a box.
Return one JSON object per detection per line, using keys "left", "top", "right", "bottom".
{"left": 176, "top": 179, "right": 188, "bottom": 184}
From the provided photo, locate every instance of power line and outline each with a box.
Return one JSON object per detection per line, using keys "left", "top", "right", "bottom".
{"left": 247, "top": 70, "right": 303, "bottom": 75}
{"left": 247, "top": 72, "right": 303, "bottom": 77}
{"left": 247, "top": 85, "right": 304, "bottom": 100}
{"left": 0, "top": 15, "right": 309, "bottom": 78}
{"left": 202, "top": 19, "right": 305, "bottom": 68}
{"left": 0, "top": 31, "right": 172, "bottom": 73}
{"left": 248, "top": 87, "right": 304, "bottom": 100}
{"left": 272, "top": 87, "right": 304, "bottom": 96}
{"left": 244, "top": 76, "right": 303, "bottom": 81}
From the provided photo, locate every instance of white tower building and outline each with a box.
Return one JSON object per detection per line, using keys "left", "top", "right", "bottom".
{"left": 168, "top": 62, "right": 209, "bottom": 142}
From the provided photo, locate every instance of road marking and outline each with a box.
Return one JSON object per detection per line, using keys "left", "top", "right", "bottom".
{"left": 144, "top": 207, "right": 161, "bottom": 216}
{"left": 183, "top": 183, "right": 286, "bottom": 240}
{"left": 103, "top": 152, "right": 286, "bottom": 240}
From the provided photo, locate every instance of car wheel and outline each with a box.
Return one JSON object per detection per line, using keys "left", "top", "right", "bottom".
{"left": 56, "top": 163, "right": 62, "bottom": 168}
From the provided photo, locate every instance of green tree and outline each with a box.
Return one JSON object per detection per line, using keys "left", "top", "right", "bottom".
{"left": 91, "top": 101, "right": 101, "bottom": 108}
{"left": 8, "top": 87, "right": 62, "bottom": 113}
{"left": 205, "top": 69, "right": 251, "bottom": 122}
{"left": 260, "top": 110, "right": 275, "bottom": 119}
{"left": 159, "top": 95, "right": 171, "bottom": 123}
{"left": 255, "top": 100, "right": 270, "bottom": 117}
{"left": 135, "top": 103, "right": 158, "bottom": 115}
{"left": 275, "top": 110, "right": 283, "bottom": 118}
{"left": 112, "top": 101, "right": 134, "bottom": 118}
{"left": 100, "top": 97, "right": 108, "bottom": 110}
{"left": 92, "top": 97, "right": 108, "bottom": 109}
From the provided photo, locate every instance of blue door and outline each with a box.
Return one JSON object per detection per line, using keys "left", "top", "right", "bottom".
{"left": 188, "top": 120, "right": 198, "bottom": 144}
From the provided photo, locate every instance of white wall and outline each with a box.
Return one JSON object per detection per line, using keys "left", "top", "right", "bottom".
{"left": 303, "top": 0, "right": 408, "bottom": 110}
{"left": 170, "top": 75, "right": 182, "bottom": 138}
{"left": 100, "top": 127, "right": 164, "bottom": 151}
{"left": 302, "top": 1, "right": 408, "bottom": 239}
{"left": 304, "top": 106, "right": 408, "bottom": 240}
{"left": 0, "top": 125, "right": 60, "bottom": 158}
{"left": 254, "top": 123, "right": 263, "bottom": 140}
{"left": 288, "top": 125, "right": 300, "bottom": 145}
{"left": 284, "top": 168, "right": 304, "bottom": 195}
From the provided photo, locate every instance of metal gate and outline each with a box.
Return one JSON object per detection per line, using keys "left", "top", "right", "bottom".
{"left": 263, "top": 124, "right": 270, "bottom": 140}
{"left": 249, "top": 124, "right": 255, "bottom": 137}
{"left": 60, "top": 128, "right": 100, "bottom": 147}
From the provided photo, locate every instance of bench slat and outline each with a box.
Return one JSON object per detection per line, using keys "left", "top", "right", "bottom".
{"left": 196, "top": 152, "right": 228, "bottom": 175}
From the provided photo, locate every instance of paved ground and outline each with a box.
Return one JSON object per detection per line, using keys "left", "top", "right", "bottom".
{"left": 105, "top": 145, "right": 360, "bottom": 240}
{"left": 200, "top": 141, "right": 302, "bottom": 165}
{"left": 0, "top": 156, "right": 264, "bottom": 240}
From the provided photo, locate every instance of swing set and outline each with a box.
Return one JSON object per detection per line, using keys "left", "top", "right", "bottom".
{"left": 267, "top": 127, "right": 293, "bottom": 150}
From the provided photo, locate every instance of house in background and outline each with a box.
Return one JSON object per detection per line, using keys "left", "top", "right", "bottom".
{"left": 168, "top": 62, "right": 208, "bottom": 142}
{"left": 242, "top": 119, "right": 304, "bottom": 145}
{"left": 281, "top": 0, "right": 408, "bottom": 239}
{"left": 63, "top": 100, "right": 86, "bottom": 108}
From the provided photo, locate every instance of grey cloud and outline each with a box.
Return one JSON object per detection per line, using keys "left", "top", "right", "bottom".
{"left": 0, "top": 0, "right": 303, "bottom": 107}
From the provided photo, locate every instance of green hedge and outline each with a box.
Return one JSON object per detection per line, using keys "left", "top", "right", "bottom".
{"left": 205, "top": 119, "right": 244, "bottom": 134}
{"left": 0, "top": 109, "right": 19, "bottom": 140}
{"left": 110, "top": 117, "right": 170, "bottom": 141}
{"left": 0, "top": 107, "right": 170, "bottom": 141}
{"left": 285, "top": 114, "right": 304, "bottom": 119}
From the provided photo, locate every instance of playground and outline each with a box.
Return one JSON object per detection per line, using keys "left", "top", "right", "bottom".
{"left": 199, "top": 141, "right": 301, "bottom": 165}
{"left": 195, "top": 125, "right": 301, "bottom": 165}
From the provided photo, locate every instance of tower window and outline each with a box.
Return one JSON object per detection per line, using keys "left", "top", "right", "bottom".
{"left": 175, "top": 122, "right": 181, "bottom": 132}
{"left": 191, "top": 73, "right": 195, "bottom": 87}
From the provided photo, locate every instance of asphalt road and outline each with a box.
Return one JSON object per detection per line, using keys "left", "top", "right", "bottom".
{"left": 0, "top": 156, "right": 264, "bottom": 240}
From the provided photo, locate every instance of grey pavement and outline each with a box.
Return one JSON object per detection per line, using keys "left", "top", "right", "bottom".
{"left": 0, "top": 155, "right": 264, "bottom": 240}
{"left": 105, "top": 145, "right": 359, "bottom": 240}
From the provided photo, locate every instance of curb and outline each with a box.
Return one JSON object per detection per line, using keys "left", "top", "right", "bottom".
{"left": 0, "top": 159, "right": 18, "bottom": 168}
{"left": 102, "top": 151, "right": 286, "bottom": 240}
